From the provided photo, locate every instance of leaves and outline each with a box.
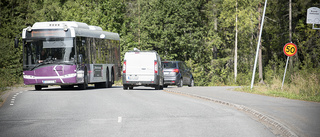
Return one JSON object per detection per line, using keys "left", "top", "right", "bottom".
{"left": 0, "top": 0, "right": 319, "bottom": 88}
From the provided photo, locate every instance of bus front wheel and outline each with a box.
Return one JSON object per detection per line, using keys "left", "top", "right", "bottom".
{"left": 79, "top": 70, "right": 88, "bottom": 90}
{"left": 35, "top": 85, "right": 42, "bottom": 90}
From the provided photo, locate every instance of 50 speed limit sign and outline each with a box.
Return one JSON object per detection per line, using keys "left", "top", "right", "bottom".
{"left": 283, "top": 43, "right": 297, "bottom": 56}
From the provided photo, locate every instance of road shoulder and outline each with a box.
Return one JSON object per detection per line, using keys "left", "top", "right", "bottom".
{"left": 0, "top": 86, "right": 33, "bottom": 107}
{"left": 164, "top": 86, "right": 306, "bottom": 137}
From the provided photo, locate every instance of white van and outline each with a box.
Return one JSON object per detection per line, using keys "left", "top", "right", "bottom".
{"left": 122, "top": 50, "right": 164, "bottom": 90}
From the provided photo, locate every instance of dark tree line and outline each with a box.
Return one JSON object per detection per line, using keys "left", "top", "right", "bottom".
{"left": 0, "top": 0, "right": 319, "bottom": 91}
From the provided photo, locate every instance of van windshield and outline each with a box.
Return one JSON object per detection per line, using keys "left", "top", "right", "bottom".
{"left": 163, "top": 62, "right": 176, "bottom": 68}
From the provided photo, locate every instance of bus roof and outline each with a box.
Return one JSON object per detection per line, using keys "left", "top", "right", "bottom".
{"left": 23, "top": 21, "right": 120, "bottom": 40}
{"left": 32, "top": 21, "right": 90, "bottom": 30}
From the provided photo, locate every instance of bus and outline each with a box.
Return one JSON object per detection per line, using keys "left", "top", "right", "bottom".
{"left": 16, "top": 21, "right": 121, "bottom": 90}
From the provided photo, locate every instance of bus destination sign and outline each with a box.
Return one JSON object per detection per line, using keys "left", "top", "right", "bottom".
{"left": 31, "top": 30, "right": 68, "bottom": 37}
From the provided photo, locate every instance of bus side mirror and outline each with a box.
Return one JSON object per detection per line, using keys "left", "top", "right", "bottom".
{"left": 14, "top": 38, "right": 19, "bottom": 48}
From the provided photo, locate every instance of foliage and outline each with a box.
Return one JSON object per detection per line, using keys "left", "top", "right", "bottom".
{"left": 0, "top": 0, "right": 319, "bottom": 100}
{"left": 238, "top": 69, "right": 320, "bottom": 102}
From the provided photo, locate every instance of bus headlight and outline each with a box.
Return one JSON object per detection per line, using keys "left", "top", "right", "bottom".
{"left": 23, "top": 75, "right": 35, "bottom": 79}
{"left": 77, "top": 70, "right": 84, "bottom": 78}
{"left": 63, "top": 73, "right": 77, "bottom": 78}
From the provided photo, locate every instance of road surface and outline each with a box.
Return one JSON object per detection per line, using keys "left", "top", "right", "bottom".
{"left": 165, "top": 86, "right": 320, "bottom": 137}
{"left": 0, "top": 86, "right": 274, "bottom": 137}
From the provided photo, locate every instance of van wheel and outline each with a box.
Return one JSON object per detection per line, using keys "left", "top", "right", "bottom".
{"left": 155, "top": 85, "right": 160, "bottom": 90}
{"left": 178, "top": 78, "right": 183, "bottom": 87}
{"left": 129, "top": 86, "right": 133, "bottom": 90}
{"left": 123, "top": 85, "right": 128, "bottom": 90}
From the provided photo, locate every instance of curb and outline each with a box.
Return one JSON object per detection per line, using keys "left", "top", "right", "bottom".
{"left": 164, "top": 89, "right": 298, "bottom": 137}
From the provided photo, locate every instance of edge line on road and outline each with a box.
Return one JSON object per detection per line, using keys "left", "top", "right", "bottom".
{"left": 163, "top": 88, "right": 298, "bottom": 137}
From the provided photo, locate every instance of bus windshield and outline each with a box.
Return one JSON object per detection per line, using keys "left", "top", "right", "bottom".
{"left": 23, "top": 38, "right": 75, "bottom": 70}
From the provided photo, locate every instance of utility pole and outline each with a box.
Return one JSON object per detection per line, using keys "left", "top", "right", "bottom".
{"left": 234, "top": 0, "right": 238, "bottom": 82}
{"left": 289, "top": 0, "right": 292, "bottom": 42}
{"left": 258, "top": 3, "right": 265, "bottom": 84}
{"left": 251, "top": 0, "right": 267, "bottom": 89}
{"left": 138, "top": 0, "right": 141, "bottom": 49}
{"left": 289, "top": 0, "right": 293, "bottom": 69}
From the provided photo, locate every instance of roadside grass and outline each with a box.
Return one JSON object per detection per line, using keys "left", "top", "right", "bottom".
{"left": 0, "top": 79, "right": 11, "bottom": 98}
{"left": 0, "top": 82, "right": 30, "bottom": 97}
{"left": 114, "top": 80, "right": 123, "bottom": 86}
{"left": 237, "top": 73, "right": 320, "bottom": 102}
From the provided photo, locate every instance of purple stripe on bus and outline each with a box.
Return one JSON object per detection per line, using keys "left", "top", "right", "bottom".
{"left": 23, "top": 65, "right": 77, "bottom": 85}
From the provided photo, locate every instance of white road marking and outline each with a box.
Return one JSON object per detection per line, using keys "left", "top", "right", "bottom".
{"left": 47, "top": 91, "right": 85, "bottom": 93}
{"left": 10, "top": 91, "right": 23, "bottom": 106}
{"left": 118, "top": 117, "right": 122, "bottom": 123}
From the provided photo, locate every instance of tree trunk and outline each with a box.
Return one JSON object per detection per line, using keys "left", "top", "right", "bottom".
{"left": 234, "top": 0, "right": 238, "bottom": 82}
{"left": 138, "top": 0, "right": 141, "bottom": 49}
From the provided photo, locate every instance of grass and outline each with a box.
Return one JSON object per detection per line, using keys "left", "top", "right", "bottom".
{"left": 236, "top": 72, "right": 320, "bottom": 102}
{"left": 0, "top": 81, "right": 30, "bottom": 96}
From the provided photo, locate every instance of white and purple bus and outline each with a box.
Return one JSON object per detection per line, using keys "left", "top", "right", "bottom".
{"left": 17, "top": 21, "right": 121, "bottom": 90}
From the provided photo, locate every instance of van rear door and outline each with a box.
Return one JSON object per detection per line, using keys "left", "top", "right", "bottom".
{"left": 125, "top": 52, "right": 156, "bottom": 81}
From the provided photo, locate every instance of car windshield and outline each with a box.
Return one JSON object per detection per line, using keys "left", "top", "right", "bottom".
{"left": 163, "top": 62, "right": 177, "bottom": 68}
{"left": 23, "top": 38, "right": 75, "bottom": 70}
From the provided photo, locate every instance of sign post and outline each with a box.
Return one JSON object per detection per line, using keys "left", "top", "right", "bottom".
{"left": 307, "top": 7, "right": 320, "bottom": 30}
{"left": 281, "top": 43, "right": 297, "bottom": 89}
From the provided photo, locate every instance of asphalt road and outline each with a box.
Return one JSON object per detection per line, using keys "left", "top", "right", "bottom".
{"left": 165, "top": 86, "right": 320, "bottom": 137}
{"left": 0, "top": 86, "right": 274, "bottom": 137}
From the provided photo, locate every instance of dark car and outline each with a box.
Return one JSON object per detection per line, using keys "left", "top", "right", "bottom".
{"left": 162, "top": 61, "right": 194, "bottom": 87}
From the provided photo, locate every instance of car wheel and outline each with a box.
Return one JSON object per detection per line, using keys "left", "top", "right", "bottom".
{"left": 188, "top": 79, "right": 194, "bottom": 87}
{"left": 178, "top": 78, "right": 183, "bottom": 87}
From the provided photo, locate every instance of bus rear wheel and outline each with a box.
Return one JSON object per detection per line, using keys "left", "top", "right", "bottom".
{"left": 108, "top": 69, "right": 114, "bottom": 88}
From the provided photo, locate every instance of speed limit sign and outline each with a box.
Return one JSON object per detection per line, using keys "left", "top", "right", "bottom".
{"left": 283, "top": 43, "right": 297, "bottom": 56}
